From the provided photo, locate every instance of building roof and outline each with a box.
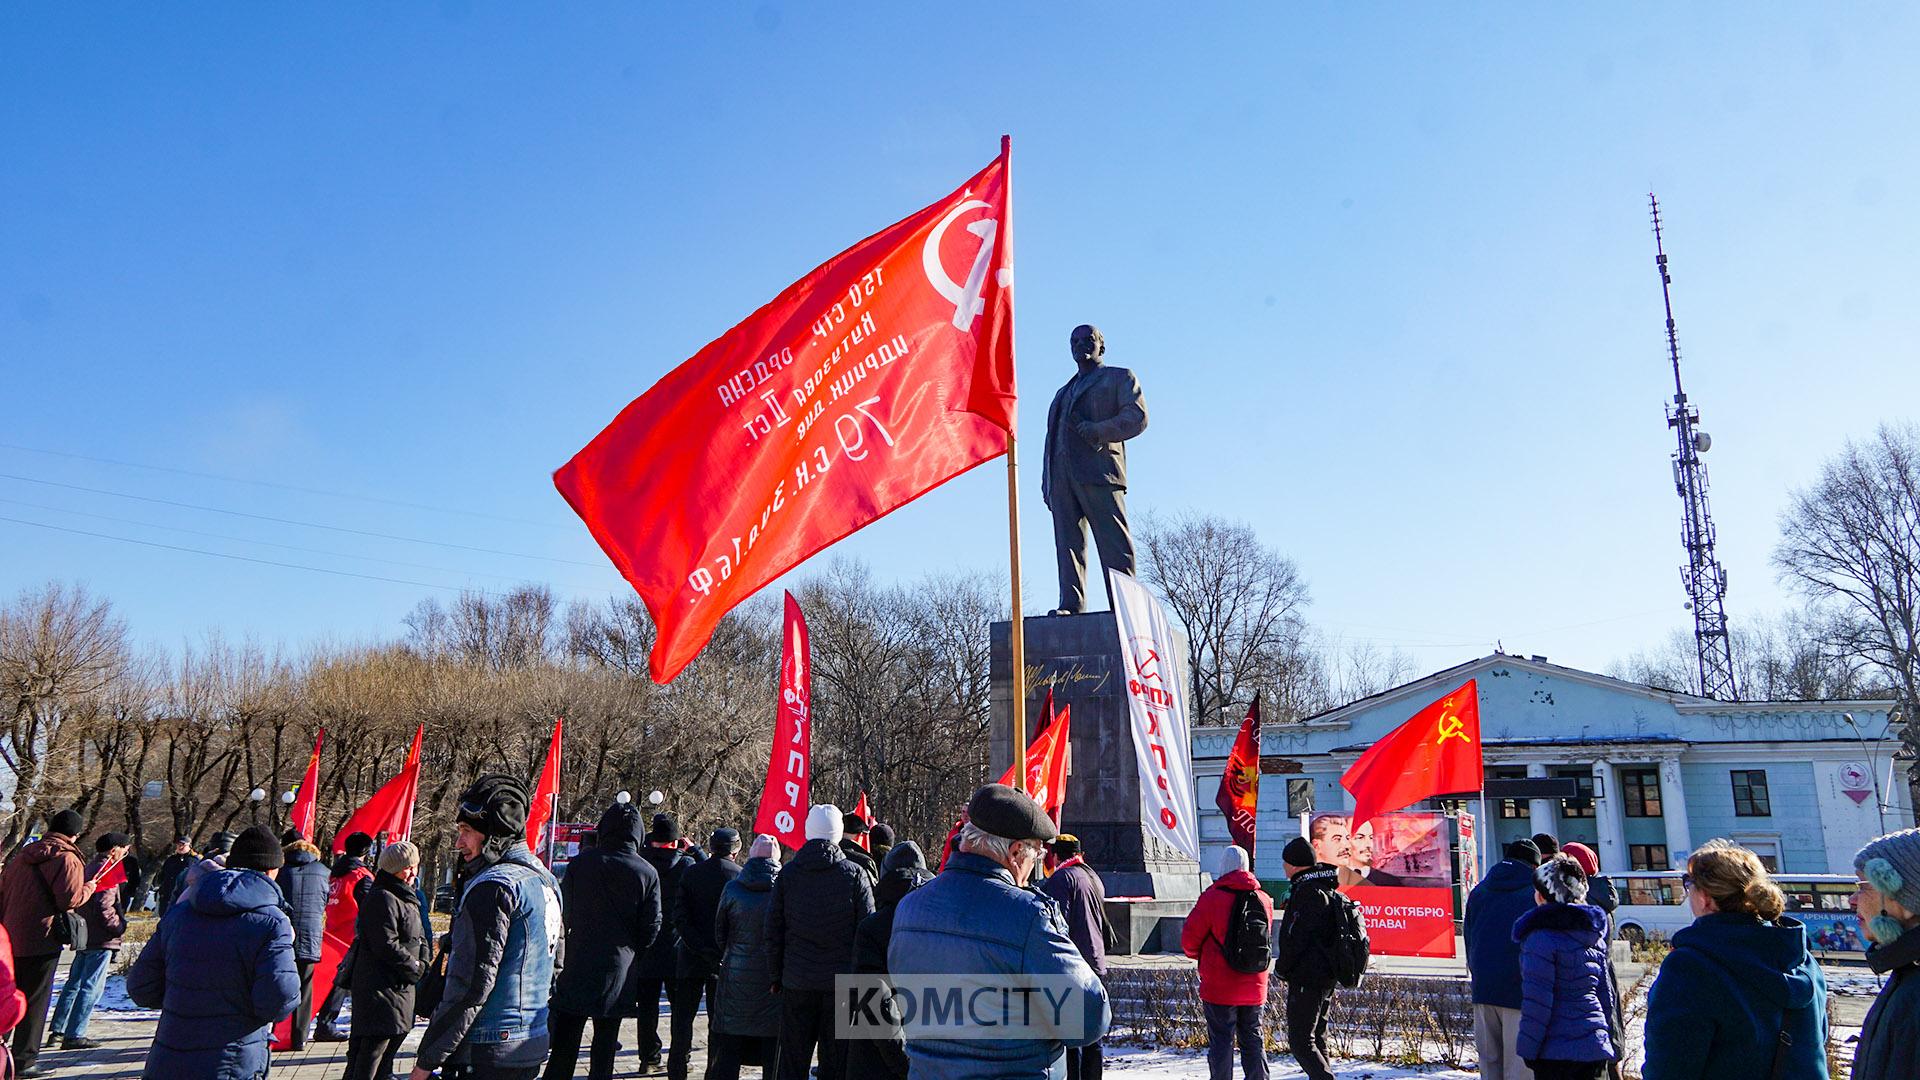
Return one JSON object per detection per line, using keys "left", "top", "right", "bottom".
{"left": 1280, "top": 652, "right": 1895, "bottom": 733}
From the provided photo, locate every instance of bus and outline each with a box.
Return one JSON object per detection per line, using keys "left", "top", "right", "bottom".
{"left": 1611, "top": 871, "right": 1865, "bottom": 955}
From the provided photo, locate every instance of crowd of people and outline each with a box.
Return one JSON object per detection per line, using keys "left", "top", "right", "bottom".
{"left": 0, "top": 792, "right": 1916, "bottom": 1079}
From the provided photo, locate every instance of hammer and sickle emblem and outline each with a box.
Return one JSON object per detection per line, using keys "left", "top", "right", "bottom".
{"left": 923, "top": 193, "right": 1012, "bottom": 331}
{"left": 1436, "top": 712, "right": 1472, "bottom": 746}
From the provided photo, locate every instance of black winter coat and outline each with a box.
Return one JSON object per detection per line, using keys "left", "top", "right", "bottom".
{"left": 766, "top": 838, "right": 874, "bottom": 992}
{"left": 674, "top": 855, "right": 741, "bottom": 979}
{"left": 552, "top": 804, "right": 662, "bottom": 1018}
{"left": 1273, "top": 864, "right": 1344, "bottom": 987}
{"left": 713, "top": 856, "right": 779, "bottom": 1037}
{"left": 637, "top": 844, "right": 694, "bottom": 979}
{"left": 845, "top": 843, "right": 931, "bottom": 1080}
{"left": 155, "top": 852, "right": 196, "bottom": 916}
{"left": 840, "top": 838, "right": 879, "bottom": 882}
{"left": 349, "top": 870, "right": 430, "bottom": 1039}
{"left": 278, "top": 845, "right": 330, "bottom": 964}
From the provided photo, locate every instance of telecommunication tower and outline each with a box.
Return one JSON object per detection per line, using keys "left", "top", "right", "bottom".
{"left": 1649, "top": 194, "right": 1738, "bottom": 699}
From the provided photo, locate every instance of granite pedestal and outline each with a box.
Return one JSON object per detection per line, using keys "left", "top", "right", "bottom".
{"left": 991, "top": 611, "right": 1203, "bottom": 953}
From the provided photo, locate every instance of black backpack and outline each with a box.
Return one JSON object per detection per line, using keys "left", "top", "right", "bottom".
{"left": 1324, "top": 891, "right": 1371, "bottom": 988}
{"left": 1221, "top": 889, "right": 1272, "bottom": 974}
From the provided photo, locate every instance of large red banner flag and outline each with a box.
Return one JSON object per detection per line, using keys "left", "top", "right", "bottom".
{"left": 555, "top": 142, "right": 1016, "bottom": 683}
{"left": 289, "top": 728, "right": 324, "bottom": 842}
{"left": 331, "top": 725, "right": 424, "bottom": 854}
{"left": 754, "top": 592, "right": 812, "bottom": 851}
{"left": 527, "top": 716, "right": 563, "bottom": 860}
{"left": 1340, "top": 680, "right": 1483, "bottom": 832}
{"left": 1215, "top": 696, "right": 1261, "bottom": 862}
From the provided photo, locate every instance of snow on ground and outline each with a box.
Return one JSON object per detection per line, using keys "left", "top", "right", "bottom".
{"left": 1825, "top": 970, "right": 1886, "bottom": 997}
{"left": 1103, "top": 1045, "right": 1476, "bottom": 1078}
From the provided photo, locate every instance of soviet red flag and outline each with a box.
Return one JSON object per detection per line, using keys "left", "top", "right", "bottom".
{"left": 1341, "top": 680, "right": 1483, "bottom": 831}
{"left": 1214, "top": 696, "right": 1261, "bottom": 861}
{"left": 753, "top": 593, "right": 812, "bottom": 851}
{"left": 999, "top": 691, "right": 1070, "bottom": 821}
{"left": 555, "top": 142, "right": 1016, "bottom": 683}
{"left": 288, "top": 728, "right": 324, "bottom": 842}
{"left": 527, "top": 716, "right": 563, "bottom": 860}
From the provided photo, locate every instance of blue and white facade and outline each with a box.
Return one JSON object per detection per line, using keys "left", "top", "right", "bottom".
{"left": 1191, "top": 654, "right": 1909, "bottom": 875}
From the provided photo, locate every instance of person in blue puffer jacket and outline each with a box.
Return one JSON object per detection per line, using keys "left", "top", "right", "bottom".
{"left": 1643, "top": 841, "right": 1829, "bottom": 1080}
{"left": 889, "top": 784, "right": 1109, "bottom": 1080}
{"left": 1514, "top": 855, "right": 1617, "bottom": 1080}
{"left": 128, "top": 825, "right": 301, "bottom": 1080}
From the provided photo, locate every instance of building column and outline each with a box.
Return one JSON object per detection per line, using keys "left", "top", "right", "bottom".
{"left": 1660, "top": 756, "right": 1693, "bottom": 870}
{"left": 1526, "top": 762, "right": 1558, "bottom": 838}
{"left": 1593, "top": 759, "right": 1628, "bottom": 873}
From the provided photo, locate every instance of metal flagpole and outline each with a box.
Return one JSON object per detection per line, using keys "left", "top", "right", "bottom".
{"left": 1001, "top": 134, "right": 1027, "bottom": 795}
{"left": 1477, "top": 788, "right": 1490, "bottom": 876}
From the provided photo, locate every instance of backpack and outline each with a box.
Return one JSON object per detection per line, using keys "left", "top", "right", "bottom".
{"left": 1324, "top": 891, "right": 1371, "bottom": 988}
{"left": 1221, "top": 889, "right": 1272, "bottom": 974}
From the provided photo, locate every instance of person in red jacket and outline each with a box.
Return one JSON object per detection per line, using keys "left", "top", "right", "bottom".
{"left": 312, "top": 831, "right": 377, "bottom": 1041}
{"left": 0, "top": 923, "right": 29, "bottom": 1038}
{"left": 1181, "top": 845, "right": 1274, "bottom": 1080}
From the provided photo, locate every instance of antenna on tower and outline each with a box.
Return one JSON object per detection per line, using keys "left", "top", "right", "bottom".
{"left": 1650, "top": 194, "right": 1738, "bottom": 699}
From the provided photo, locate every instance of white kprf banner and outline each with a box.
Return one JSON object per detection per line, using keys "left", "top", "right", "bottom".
{"left": 1109, "top": 570, "right": 1201, "bottom": 863}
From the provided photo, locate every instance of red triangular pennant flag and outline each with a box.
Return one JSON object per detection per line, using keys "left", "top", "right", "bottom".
{"left": 527, "top": 717, "right": 563, "bottom": 861}
{"left": 289, "top": 728, "right": 324, "bottom": 842}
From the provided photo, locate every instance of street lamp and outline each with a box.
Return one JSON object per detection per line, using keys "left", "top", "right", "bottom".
{"left": 1843, "top": 712, "right": 1891, "bottom": 834}
{"left": 281, "top": 791, "right": 296, "bottom": 806}
{"left": 249, "top": 787, "right": 266, "bottom": 823}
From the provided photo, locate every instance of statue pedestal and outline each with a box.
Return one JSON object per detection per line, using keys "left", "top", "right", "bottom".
{"left": 991, "top": 612, "right": 1202, "bottom": 951}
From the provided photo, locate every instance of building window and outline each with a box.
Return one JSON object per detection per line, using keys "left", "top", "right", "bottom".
{"left": 1621, "top": 766, "right": 1664, "bottom": 818}
{"left": 1629, "top": 843, "right": 1670, "bottom": 871}
{"left": 1490, "top": 766, "right": 1529, "bottom": 819}
{"left": 1287, "top": 778, "right": 1314, "bottom": 818}
{"left": 1556, "top": 768, "right": 1596, "bottom": 818}
{"left": 1731, "top": 770, "right": 1771, "bottom": 817}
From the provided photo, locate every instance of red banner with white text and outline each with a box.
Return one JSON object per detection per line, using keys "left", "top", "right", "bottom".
{"left": 555, "top": 145, "right": 1016, "bottom": 683}
{"left": 753, "top": 593, "right": 812, "bottom": 851}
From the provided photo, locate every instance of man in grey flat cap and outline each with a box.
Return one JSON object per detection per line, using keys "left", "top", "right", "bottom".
{"left": 888, "top": 784, "right": 1111, "bottom": 1078}
{"left": 1043, "top": 324, "right": 1148, "bottom": 616}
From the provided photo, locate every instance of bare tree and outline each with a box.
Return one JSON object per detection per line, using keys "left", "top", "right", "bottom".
{"left": 1138, "top": 512, "right": 1314, "bottom": 725}
{"left": 0, "top": 583, "right": 131, "bottom": 847}
{"left": 1775, "top": 422, "right": 1920, "bottom": 802}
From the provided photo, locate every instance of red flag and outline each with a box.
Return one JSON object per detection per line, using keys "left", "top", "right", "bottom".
{"left": 753, "top": 593, "right": 812, "bottom": 851}
{"left": 1341, "top": 680, "right": 1483, "bottom": 831}
{"left": 95, "top": 853, "right": 128, "bottom": 892}
{"left": 289, "top": 728, "right": 324, "bottom": 842}
{"left": 331, "top": 725, "right": 424, "bottom": 854}
{"left": 555, "top": 142, "right": 1016, "bottom": 683}
{"left": 1215, "top": 696, "right": 1262, "bottom": 861}
{"left": 527, "top": 716, "right": 563, "bottom": 860}
{"left": 940, "top": 694, "right": 1072, "bottom": 872}
{"left": 853, "top": 791, "right": 875, "bottom": 851}
{"left": 998, "top": 692, "right": 1071, "bottom": 822}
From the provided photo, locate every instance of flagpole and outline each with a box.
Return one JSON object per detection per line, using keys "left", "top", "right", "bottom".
{"left": 1001, "top": 133, "right": 1027, "bottom": 795}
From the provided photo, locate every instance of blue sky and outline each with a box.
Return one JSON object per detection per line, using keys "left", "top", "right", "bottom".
{"left": 3, "top": 5, "right": 1915, "bottom": 677}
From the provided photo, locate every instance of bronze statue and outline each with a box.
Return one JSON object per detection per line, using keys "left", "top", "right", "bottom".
{"left": 1041, "top": 324, "right": 1148, "bottom": 615}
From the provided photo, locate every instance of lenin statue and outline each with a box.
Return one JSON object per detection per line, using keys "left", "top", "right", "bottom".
{"left": 1042, "top": 324, "right": 1149, "bottom": 615}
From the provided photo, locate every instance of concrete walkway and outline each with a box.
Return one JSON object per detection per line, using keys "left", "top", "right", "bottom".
{"left": 30, "top": 1011, "right": 709, "bottom": 1079}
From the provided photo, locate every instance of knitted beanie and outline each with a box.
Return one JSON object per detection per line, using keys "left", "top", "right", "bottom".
{"left": 228, "top": 826, "right": 287, "bottom": 872}
{"left": 1855, "top": 828, "right": 1920, "bottom": 937}
{"left": 806, "top": 804, "right": 844, "bottom": 844}
{"left": 1534, "top": 854, "right": 1589, "bottom": 904}
{"left": 1560, "top": 842, "right": 1601, "bottom": 877}
{"left": 750, "top": 833, "right": 781, "bottom": 862}
{"left": 48, "top": 809, "right": 84, "bottom": 837}
{"left": 1216, "top": 845, "right": 1250, "bottom": 877}
{"left": 1281, "top": 836, "right": 1315, "bottom": 868}
{"left": 870, "top": 823, "right": 895, "bottom": 848}
{"left": 1504, "top": 839, "right": 1543, "bottom": 867}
